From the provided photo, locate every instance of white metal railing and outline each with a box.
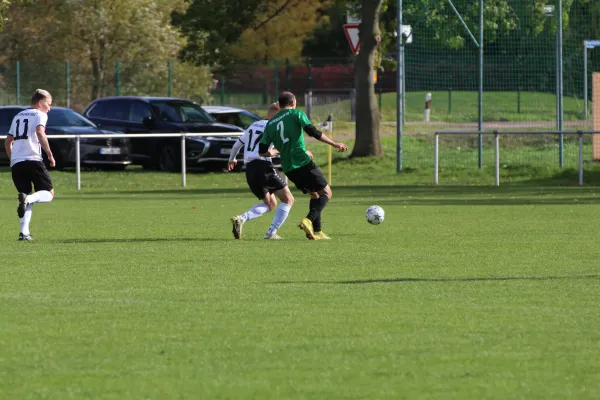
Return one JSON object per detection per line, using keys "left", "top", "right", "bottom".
{"left": 0, "top": 132, "right": 240, "bottom": 190}
{"left": 434, "top": 130, "right": 600, "bottom": 186}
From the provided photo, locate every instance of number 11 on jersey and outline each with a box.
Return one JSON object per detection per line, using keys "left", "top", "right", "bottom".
{"left": 14, "top": 118, "right": 29, "bottom": 140}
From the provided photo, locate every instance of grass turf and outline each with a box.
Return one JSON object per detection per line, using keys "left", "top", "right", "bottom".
{"left": 1, "top": 141, "right": 600, "bottom": 399}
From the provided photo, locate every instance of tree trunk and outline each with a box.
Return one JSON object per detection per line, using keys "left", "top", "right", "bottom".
{"left": 351, "top": 0, "right": 383, "bottom": 158}
{"left": 91, "top": 55, "right": 101, "bottom": 100}
{"left": 90, "top": 42, "right": 106, "bottom": 100}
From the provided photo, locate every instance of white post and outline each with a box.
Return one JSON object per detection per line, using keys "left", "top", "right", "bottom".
{"left": 76, "top": 135, "right": 81, "bottom": 191}
{"left": 584, "top": 44, "right": 589, "bottom": 120}
{"left": 579, "top": 132, "right": 584, "bottom": 186}
{"left": 494, "top": 132, "right": 500, "bottom": 186}
{"left": 307, "top": 90, "right": 313, "bottom": 120}
{"left": 181, "top": 134, "right": 186, "bottom": 188}
{"left": 424, "top": 92, "right": 432, "bottom": 122}
{"left": 434, "top": 133, "right": 439, "bottom": 185}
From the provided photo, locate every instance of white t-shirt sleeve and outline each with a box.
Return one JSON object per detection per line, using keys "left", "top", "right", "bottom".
{"left": 8, "top": 119, "right": 16, "bottom": 136}
{"left": 238, "top": 129, "right": 250, "bottom": 145}
{"left": 37, "top": 112, "right": 48, "bottom": 128}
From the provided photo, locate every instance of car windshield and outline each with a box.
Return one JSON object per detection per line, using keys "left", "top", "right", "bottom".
{"left": 48, "top": 109, "right": 96, "bottom": 127}
{"left": 151, "top": 101, "right": 215, "bottom": 123}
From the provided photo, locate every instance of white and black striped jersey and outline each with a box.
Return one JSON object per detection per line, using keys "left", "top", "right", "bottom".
{"left": 8, "top": 108, "right": 47, "bottom": 167}
{"left": 238, "top": 120, "right": 274, "bottom": 164}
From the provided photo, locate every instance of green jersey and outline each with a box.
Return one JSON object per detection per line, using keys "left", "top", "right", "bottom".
{"left": 261, "top": 109, "right": 312, "bottom": 173}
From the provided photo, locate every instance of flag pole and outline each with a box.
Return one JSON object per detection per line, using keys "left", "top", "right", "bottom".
{"left": 325, "top": 114, "right": 333, "bottom": 185}
{"left": 328, "top": 132, "right": 333, "bottom": 185}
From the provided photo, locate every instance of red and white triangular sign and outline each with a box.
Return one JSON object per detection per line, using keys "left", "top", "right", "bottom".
{"left": 343, "top": 24, "right": 360, "bottom": 54}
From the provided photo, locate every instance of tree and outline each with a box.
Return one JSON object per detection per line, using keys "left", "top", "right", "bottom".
{"left": 0, "top": 0, "right": 30, "bottom": 31}
{"left": 0, "top": 0, "right": 211, "bottom": 105}
{"left": 351, "top": 0, "right": 383, "bottom": 157}
{"left": 229, "top": 0, "right": 331, "bottom": 64}
{"left": 173, "top": 0, "right": 298, "bottom": 65}
{"left": 302, "top": 1, "right": 352, "bottom": 59}
{"left": 345, "top": 0, "right": 578, "bottom": 158}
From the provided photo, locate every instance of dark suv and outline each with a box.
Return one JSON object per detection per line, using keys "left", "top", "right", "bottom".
{"left": 83, "top": 97, "right": 244, "bottom": 171}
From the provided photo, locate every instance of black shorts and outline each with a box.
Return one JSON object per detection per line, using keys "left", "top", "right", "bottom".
{"left": 245, "top": 160, "right": 287, "bottom": 200}
{"left": 285, "top": 161, "right": 328, "bottom": 194}
{"left": 11, "top": 160, "right": 53, "bottom": 194}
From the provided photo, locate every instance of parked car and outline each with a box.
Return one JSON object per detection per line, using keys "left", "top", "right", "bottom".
{"left": 203, "top": 106, "right": 262, "bottom": 130}
{"left": 82, "top": 97, "right": 245, "bottom": 172}
{"left": 0, "top": 106, "right": 132, "bottom": 170}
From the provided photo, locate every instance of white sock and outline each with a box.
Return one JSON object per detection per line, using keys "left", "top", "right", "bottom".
{"left": 267, "top": 203, "right": 291, "bottom": 235}
{"left": 25, "top": 190, "right": 53, "bottom": 204}
{"left": 241, "top": 203, "right": 270, "bottom": 222}
{"left": 20, "top": 204, "right": 33, "bottom": 235}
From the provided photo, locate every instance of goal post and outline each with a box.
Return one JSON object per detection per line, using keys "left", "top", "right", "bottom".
{"left": 593, "top": 73, "right": 600, "bottom": 161}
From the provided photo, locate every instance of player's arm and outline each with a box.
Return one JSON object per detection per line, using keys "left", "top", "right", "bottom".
{"left": 259, "top": 143, "right": 279, "bottom": 157}
{"left": 36, "top": 125, "right": 55, "bottom": 167}
{"left": 4, "top": 135, "right": 14, "bottom": 160}
{"left": 303, "top": 125, "right": 348, "bottom": 152}
{"left": 298, "top": 111, "right": 347, "bottom": 152}
{"left": 258, "top": 128, "right": 277, "bottom": 157}
{"left": 227, "top": 138, "right": 245, "bottom": 171}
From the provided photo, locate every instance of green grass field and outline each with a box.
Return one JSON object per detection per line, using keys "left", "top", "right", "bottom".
{"left": 1, "top": 137, "right": 600, "bottom": 399}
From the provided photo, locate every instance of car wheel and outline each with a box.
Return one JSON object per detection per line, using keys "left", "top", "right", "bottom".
{"left": 159, "top": 146, "right": 180, "bottom": 172}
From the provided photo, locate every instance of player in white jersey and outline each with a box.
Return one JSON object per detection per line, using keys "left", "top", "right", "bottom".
{"left": 4, "top": 89, "right": 56, "bottom": 241}
{"left": 227, "top": 103, "right": 295, "bottom": 239}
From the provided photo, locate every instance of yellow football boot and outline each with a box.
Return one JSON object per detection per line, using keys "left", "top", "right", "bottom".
{"left": 298, "top": 218, "right": 316, "bottom": 240}
{"left": 314, "top": 231, "right": 331, "bottom": 240}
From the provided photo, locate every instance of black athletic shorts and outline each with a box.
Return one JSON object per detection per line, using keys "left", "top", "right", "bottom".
{"left": 11, "top": 160, "right": 53, "bottom": 194}
{"left": 285, "top": 161, "right": 328, "bottom": 194}
{"left": 245, "top": 160, "right": 287, "bottom": 200}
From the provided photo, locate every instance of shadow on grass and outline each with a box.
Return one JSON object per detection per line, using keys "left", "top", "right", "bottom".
{"left": 54, "top": 237, "right": 227, "bottom": 244}
{"left": 272, "top": 274, "right": 600, "bottom": 285}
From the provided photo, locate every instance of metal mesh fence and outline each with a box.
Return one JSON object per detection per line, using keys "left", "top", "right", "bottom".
{"left": 593, "top": 73, "right": 600, "bottom": 160}
{"left": 0, "top": 61, "right": 213, "bottom": 112}
{"left": 1, "top": 1, "right": 599, "bottom": 173}
{"left": 435, "top": 132, "right": 599, "bottom": 185}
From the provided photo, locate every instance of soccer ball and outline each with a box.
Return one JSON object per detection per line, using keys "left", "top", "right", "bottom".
{"left": 365, "top": 205, "right": 385, "bottom": 225}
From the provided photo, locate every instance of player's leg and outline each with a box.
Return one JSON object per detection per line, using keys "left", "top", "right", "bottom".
{"left": 263, "top": 167, "right": 293, "bottom": 239}
{"left": 285, "top": 165, "right": 317, "bottom": 240}
{"left": 20, "top": 161, "right": 55, "bottom": 240}
{"left": 24, "top": 188, "right": 54, "bottom": 204}
{"left": 265, "top": 186, "right": 294, "bottom": 239}
{"left": 12, "top": 162, "right": 42, "bottom": 241}
{"left": 310, "top": 185, "right": 332, "bottom": 239}
{"left": 12, "top": 167, "right": 32, "bottom": 240}
{"left": 231, "top": 162, "right": 273, "bottom": 239}
{"left": 22, "top": 161, "right": 54, "bottom": 208}
{"left": 299, "top": 162, "right": 330, "bottom": 239}
{"left": 12, "top": 162, "right": 31, "bottom": 220}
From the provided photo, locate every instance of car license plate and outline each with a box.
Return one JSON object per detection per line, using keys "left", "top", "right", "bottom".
{"left": 100, "top": 148, "right": 121, "bottom": 155}
{"left": 220, "top": 148, "right": 231, "bottom": 155}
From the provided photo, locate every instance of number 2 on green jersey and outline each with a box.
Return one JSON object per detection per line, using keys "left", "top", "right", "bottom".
{"left": 277, "top": 121, "right": 289, "bottom": 144}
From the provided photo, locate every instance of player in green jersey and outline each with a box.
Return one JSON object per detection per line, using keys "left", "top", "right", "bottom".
{"left": 259, "top": 92, "right": 348, "bottom": 240}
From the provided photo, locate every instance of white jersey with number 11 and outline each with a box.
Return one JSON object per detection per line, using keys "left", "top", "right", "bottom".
{"left": 8, "top": 109, "right": 47, "bottom": 167}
